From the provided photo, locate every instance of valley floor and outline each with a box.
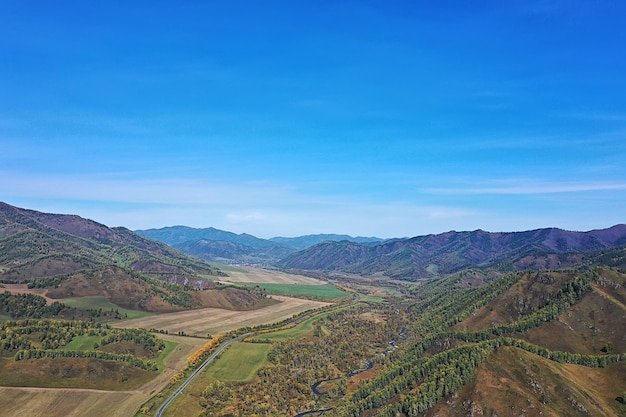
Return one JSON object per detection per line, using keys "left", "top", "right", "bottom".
{"left": 0, "top": 296, "right": 330, "bottom": 417}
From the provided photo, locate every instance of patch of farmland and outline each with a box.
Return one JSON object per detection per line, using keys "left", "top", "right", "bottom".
{"left": 63, "top": 296, "right": 152, "bottom": 319}
{"left": 0, "top": 333, "right": 206, "bottom": 417}
{"left": 114, "top": 296, "right": 331, "bottom": 337}
{"left": 204, "top": 342, "right": 271, "bottom": 381}
{"left": 0, "top": 388, "right": 141, "bottom": 417}
{"left": 218, "top": 267, "right": 326, "bottom": 285}
{"left": 235, "top": 282, "right": 349, "bottom": 299}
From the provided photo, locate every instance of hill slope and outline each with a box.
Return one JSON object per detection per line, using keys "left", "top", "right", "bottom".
{"left": 0, "top": 202, "right": 223, "bottom": 284}
{"left": 278, "top": 226, "right": 626, "bottom": 278}
{"left": 0, "top": 202, "right": 275, "bottom": 312}
{"left": 336, "top": 267, "right": 626, "bottom": 416}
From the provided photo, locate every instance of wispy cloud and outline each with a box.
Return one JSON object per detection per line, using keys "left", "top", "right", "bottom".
{"left": 425, "top": 179, "right": 626, "bottom": 195}
{"left": 0, "top": 171, "right": 292, "bottom": 206}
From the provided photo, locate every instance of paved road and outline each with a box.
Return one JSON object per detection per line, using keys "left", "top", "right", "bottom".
{"left": 155, "top": 332, "right": 252, "bottom": 417}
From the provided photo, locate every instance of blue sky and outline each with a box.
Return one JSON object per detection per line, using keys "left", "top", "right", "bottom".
{"left": 1, "top": 1, "right": 625, "bottom": 238}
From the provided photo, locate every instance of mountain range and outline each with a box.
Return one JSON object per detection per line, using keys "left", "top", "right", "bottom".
{"left": 137, "top": 222, "right": 626, "bottom": 280}
{"left": 3, "top": 201, "right": 626, "bottom": 283}
{"left": 135, "top": 226, "right": 383, "bottom": 264}
{"left": 278, "top": 226, "right": 626, "bottom": 278}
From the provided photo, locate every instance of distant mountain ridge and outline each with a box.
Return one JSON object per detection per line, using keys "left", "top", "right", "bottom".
{"left": 135, "top": 225, "right": 277, "bottom": 249}
{"left": 278, "top": 225, "right": 626, "bottom": 279}
{"left": 269, "top": 234, "right": 384, "bottom": 250}
{"left": 135, "top": 226, "right": 385, "bottom": 264}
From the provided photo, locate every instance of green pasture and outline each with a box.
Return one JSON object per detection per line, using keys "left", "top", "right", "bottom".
{"left": 205, "top": 342, "right": 270, "bottom": 382}
{"left": 253, "top": 314, "right": 321, "bottom": 341}
{"left": 153, "top": 339, "right": 177, "bottom": 371}
{"left": 236, "top": 283, "right": 349, "bottom": 299}
{"left": 62, "top": 296, "right": 152, "bottom": 320}
{"left": 250, "top": 306, "right": 353, "bottom": 341}
{"left": 63, "top": 334, "right": 102, "bottom": 351}
{"left": 359, "top": 294, "right": 386, "bottom": 303}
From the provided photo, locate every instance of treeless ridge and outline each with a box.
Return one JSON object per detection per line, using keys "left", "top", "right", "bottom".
{"left": 114, "top": 296, "right": 331, "bottom": 336}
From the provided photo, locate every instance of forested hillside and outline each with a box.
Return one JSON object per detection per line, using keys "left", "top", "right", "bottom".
{"left": 331, "top": 267, "right": 626, "bottom": 416}
{"left": 278, "top": 226, "right": 626, "bottom": 279}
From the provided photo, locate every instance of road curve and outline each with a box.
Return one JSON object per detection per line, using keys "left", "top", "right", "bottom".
{"left": 155, "top": 332, "right": 252, "bottom": 417}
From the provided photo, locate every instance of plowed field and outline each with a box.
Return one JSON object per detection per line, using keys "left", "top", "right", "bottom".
{"left": 114, "top": 296, "right": 331, "bottom": 336}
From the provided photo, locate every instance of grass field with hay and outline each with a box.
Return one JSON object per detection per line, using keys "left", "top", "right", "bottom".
{"left": 115, "top": 296, "right": 331, "bottom": 337}
{"left": 204, "top": 342, "right": 271, "bottom": 382}
{"left": 62, "top": 296, "right": 153, "bottom": 320}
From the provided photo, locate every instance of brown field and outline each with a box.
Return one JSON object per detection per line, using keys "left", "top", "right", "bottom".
{"left": 218, "top": 267, "right": 326, "bottom": 285}
{"left": 0, "top": 333, "right": 206, "bottom": 417}
{"left": 0, "top": 283, "right": 57, "bottom": 303}
{"left": 0, "top": 388, "right": 141, "bottom": 417}
{"left": 115, "top": 296, "right": 331, "bottom": 336}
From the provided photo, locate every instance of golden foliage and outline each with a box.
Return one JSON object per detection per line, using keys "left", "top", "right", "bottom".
{"left": 187, "top": 334, "right": 223, "bottom": 366}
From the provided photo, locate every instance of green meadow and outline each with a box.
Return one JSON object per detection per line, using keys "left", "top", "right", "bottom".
{"left": 63, "top": 334, "right": 102, "bottom": 351}
{"left": 62, "top": 296, "right": 153, "bottom": 320}
{"left": 204, "top": 342, "right": 270, "bottom": 382}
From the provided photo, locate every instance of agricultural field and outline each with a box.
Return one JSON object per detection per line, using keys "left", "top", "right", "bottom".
{"left": 251, "top": 306, "right": 350, "bottom": 341}
{"left": 115, "top": 296, "right": 331, "bottom": 336}
{"left": 62, "top": 296, "right": 153, "bottom": 320}
{"left": 0, "top": 388, "right": 142, "bottom": 417}
{"left": 214, "top": 266, "right": 326, "bottom": 285}
{"left": 204, "top": 341, "right": 271, "bottom": 381}
{"left": 234, "top": 282, "right": 350, "bottom": 299}
{"left": 156, "top": 308, "right": 343, "bottom": 416}
{"left": 0, "top": 333, "right": 206, "bottom": 417}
